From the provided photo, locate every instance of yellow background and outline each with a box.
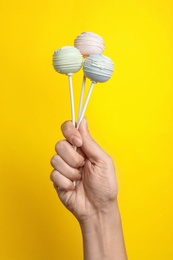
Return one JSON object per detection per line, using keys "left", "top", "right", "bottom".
{"left": 0, "top": 0, "right": 173, "bottom": 259}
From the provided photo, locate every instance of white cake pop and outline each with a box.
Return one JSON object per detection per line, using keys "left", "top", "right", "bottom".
{"left": 53, "top": 46, "right": 83, "bottom": 74}
{"left": 53, "top": 46, "right": 83, "bottom": 125}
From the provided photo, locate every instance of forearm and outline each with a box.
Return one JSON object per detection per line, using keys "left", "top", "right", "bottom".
{"left": 80, "top": 202, "right": 127, "bottom": 260}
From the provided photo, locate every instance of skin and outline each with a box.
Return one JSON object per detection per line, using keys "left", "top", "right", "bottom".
{"left": 50, "top": 118, "right": 127, "bottom": 260}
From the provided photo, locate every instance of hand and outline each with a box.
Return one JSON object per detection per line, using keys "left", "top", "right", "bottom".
{"left": 50, "top": 118, "right": 118, "bottom": 223}
{"left": 50, "top": 118, "right": 127, "bottom": 260}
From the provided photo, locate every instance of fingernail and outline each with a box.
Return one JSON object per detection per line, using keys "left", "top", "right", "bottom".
{"left": 71, "top": 136, "right": 82, "bottom": 147}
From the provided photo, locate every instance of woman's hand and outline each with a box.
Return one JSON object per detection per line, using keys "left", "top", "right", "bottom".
{"left": 50, "top": 118, "right": 127, "bottom": 260}
{"left": 50, "top": 118, "right": 118, "bottom": 222}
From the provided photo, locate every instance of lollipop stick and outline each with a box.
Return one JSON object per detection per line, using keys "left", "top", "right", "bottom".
{"left": 68, "top": 74, "right": 77, "bottom": 187}
{"left": 78, "top": 75, "right": 86, "bottom": 121}
{"left": 68, "top": 74, "right": 75, "bottom": 126}
{"left": 77, "top": 81, "right": 95, "bottom": 128}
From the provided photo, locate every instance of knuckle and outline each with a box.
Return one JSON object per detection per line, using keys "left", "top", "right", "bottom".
{"left": 61, "top": 121, "right": 74, "bottom": 137}
{"left": 61, "top": 120, "right": 69, "bottom": 132}
{"left": 55, "top": 140, "right": 66, "bottom": 153}
{"left": 50, "top": 154, "right": 59, "bottom": 167}
{"left": 50, "top": 170, "right": 57, "bottom": 182}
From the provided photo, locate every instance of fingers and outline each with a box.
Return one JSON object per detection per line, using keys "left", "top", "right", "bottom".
{"left": 55, "top": 140, "right": 85, "bottom": 168}
{"left": 61, "top": 121, "right": 82, "bottom": 147}
{"left": 50, "top": 170, "right": 76, "bottom": 191}
{"left": 50, "top": 118, "right": 109, "bottom": 192}
{"left": 50, "top": 139, "right": 85, "bottom": 191}
{"left": 51, "top": 154, "right": 82, "bottom": 181}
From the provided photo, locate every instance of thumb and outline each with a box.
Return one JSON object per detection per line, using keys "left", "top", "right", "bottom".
{"left": 79, "top": 118, "right": 106, "bottom": 161}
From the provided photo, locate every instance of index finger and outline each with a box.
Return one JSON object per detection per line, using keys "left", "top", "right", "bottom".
{"left": 61, "top": 121, "right": 83, "bottom": 147}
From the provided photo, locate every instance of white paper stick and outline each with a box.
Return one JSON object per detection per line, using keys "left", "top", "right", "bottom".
{"left": 68, "top": 73, "right": 75, "bottom": 126}
{"left": 77, "top": 81, "right": 95, "bottom": 128}
{"left": 68, "top": 73, "right": 77, "bottom": 187}
{"left": 78, "top": 75, "right": 86, "bottom": 121}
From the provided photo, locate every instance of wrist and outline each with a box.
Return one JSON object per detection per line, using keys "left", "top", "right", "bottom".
{"left": 79, "top": 201, "right": 127, "bottom": 260}
{"left": 79, "top": 200, "right": 120, "bottom": 230}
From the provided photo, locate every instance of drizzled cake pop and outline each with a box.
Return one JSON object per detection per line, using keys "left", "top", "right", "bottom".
{"left": 83, "top": 53, "right": 114, "bottom": 82}
{"left": 52, "top": 34, "right": 114, "bottom": 129}
{"left": 53, "top": 46, "right": 83, "bottom": 125}
{"left": 77, "top": 54, "right": 114, "bottom": 127}
{"left": 74, "top": 32, "right": 105, "bottom": 57}
{"left": 53, "top": 46, "right": 82, "bottom": 74}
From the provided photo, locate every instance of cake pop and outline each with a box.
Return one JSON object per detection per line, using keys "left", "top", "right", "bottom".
{"left": 53, "top": 46, "right": 82, "bottom": 74}
{"left": 83, "top": 53, "right": 114, "bottom": 82}
{"left": 74, "top": 32, "right": 105, "bottom": 57}
{"left": 53, "top": 46, "right": 83, "bottom": 125}
{"left": 77, "top": 54, "right": 114, "bottom": 127}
